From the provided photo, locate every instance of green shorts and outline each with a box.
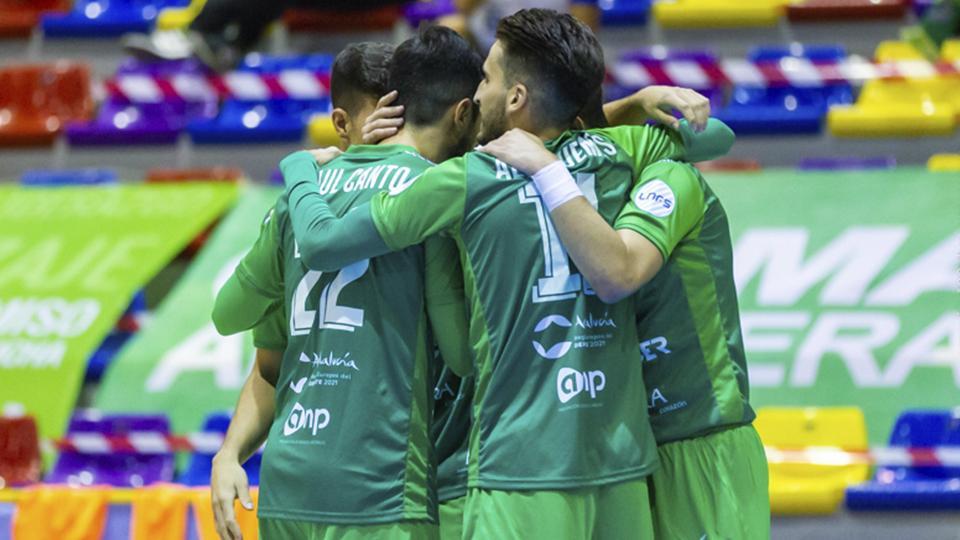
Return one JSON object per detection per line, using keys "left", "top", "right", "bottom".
{"left": 439, "top": 496, "right": 465, "bottom": 540}
{"left": 650, "top": 424, "right": 770, "bottom": 540}
{"left": 462, "top": 478, "right": 653, "bottom": 540}
{"left": 258, "top": 518, "right": 439, "bottom": 540}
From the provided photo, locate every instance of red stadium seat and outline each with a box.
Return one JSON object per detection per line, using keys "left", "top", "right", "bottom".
{"left": 0, "top": 0, "right": 67, "bottom": 38}
{"left": 145, "top": 167, "right": 244, "bottom": 183}
{"left": 0, "top": 62, "right": 93, "bottom": 147}
{"left": 787, "top": 0, "right": 909, "bottom": 22}
{"left": 283, "top": 6, "right": 401, "bottom": 32}
{"left": 696, "top": 159, "right": 762, "bottom": 172}
{"left": 0, "top": 415, "right": 41, "bottom": 487}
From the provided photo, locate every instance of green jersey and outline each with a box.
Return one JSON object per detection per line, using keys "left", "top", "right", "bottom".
{"left": 281, "top": 120, "right": 735, "bottom": 491}
{"left": 616, "top": 160, "right": 754, "bottom": 444}
{"left": 431, "top": 367, "right": 471, "bottom": 502}
{"left": 228, "top": 144, "right": 466, "bottom": 525}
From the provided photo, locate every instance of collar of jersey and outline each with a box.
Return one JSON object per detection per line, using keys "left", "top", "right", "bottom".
{"left": 344, "top": 143, "right": 420, "bottom": 157}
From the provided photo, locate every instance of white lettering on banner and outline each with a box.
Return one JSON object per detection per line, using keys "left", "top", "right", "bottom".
{"left": 741, "top": 312, "right": 812, "bottom": 386}
{"left": 792, "top": 312, "right": 896, "bottom": 387}
{"left": 557, "top": 367, "right": 606, "bottom": 404}
{"left": 0, "top": 340, "right": 67, "bottom": 368}
{"left": 0, "top": 298, "right": 100, "bottom": 338}
{"left": 283, "top": 402, "right": 330, "bottom": 436}
{"left": 866, "top": 233, "right": 960, "bottom": 306}
{"left": 882, "top": 312, "right": 960, "bottom": 386}
{"left": 734, "top": 226, "right": 909, "bottom": 306}
{"left": 146, "top": 323, "right": 248, "bottom": 392}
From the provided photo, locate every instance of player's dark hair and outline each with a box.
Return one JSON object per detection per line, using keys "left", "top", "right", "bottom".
{"left": 388, "top": 26, "right": 483, "bottom": 126}
{"left": 577, "top": 87, "right": 608, "bottom": 129}
{"left": 330, "top": 42, "right": 394, "bottom": 115}
{"left": 495, "top": 9, "right": 605, "bottom": 130}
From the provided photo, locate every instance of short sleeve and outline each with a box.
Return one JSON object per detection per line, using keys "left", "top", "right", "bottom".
{"left": 371, "top": 157, "right": 467, "bottom": 250}
{"left": 614, "top": 160, "right": 705, "bottom": 260}
{"left": 234, "top": 207, "right": 284, "bottom": 300}
{"left": 252, "top": 305, "right": 287, "bottom": 351}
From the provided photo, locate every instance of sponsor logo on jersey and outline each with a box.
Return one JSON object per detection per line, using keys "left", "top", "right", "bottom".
{"left": 532, "top": 314, "right": 573, "bottom": 360}
{"left": 283, "top": 401, "right": 331, "bottom": 436}
{"left": 299, "top": 351, "right": 360, "bottom": 371}
{"left": 290, "top": 377, "right": 308, "bottom": 394}
{"left": 633, "top": 180, "right": 675, "bottom": 218}
{"left": 575, "top": 312, "right": 617, "bottom": 330}
{"left": 557, "top": 367, "right": 606, "bottom": 404}
{"left": 639, "top": 336, "right": 671, "bottom": 361}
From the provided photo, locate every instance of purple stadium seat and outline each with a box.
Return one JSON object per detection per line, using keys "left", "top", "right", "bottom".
{"left": 797, "top": 156, "right": 897, "bottom": 170}
{"left": 46, "top": 411, "right": 175, "bottom": 488}
{"left": 41, "top": 0, "right": 190, "bottom": 38}
{"left": 68, "top": 98, "right": 217, "bottom": 145}
{"left": 403, "top": 0, "right": 456, "bottom": 27}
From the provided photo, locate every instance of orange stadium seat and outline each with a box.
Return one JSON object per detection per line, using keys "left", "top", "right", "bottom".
{"left": 145, "top": 167, "right": 245, "bottom": 183}
{"left": 787, "top": 0, "right": 908, "bottom": 22}
{"left": 755, "top": 407, "right": 871, "bottom": 515}
{"left": 828, "top": 78, "right": 959, "bottom": 137}
{"left": 0, "top": 62, "right": 93, "bottom": 147}
{"left": 191, "top": 487, "right": 259, "bottom": 540}
{"left": 0, "top": 0, "right": 67, "bottom": 38}
{"left": 653, "top": 0, "right": 787, "bottom": 28}
{"left": 13, "top": 486, "right": 110, "bottom": 540}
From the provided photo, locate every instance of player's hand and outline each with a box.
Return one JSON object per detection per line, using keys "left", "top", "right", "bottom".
{"left": 478, "top": 129, "right": 559, "bottom": 176}
{"left": 211, "top": 453, "right": 254, "bottom": 540}
{"left": 634, "top": 86, "right": 710, "bottom": 132}
{"left": 307, "top": 146, "right": 342, "bottom": 166}
{"left": 361, "top": 90, "right": 405, "bottom": 144}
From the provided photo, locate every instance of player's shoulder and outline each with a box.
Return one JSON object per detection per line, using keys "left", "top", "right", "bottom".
{"left": 631, "top": 159, "right": 704, "bottom": 213}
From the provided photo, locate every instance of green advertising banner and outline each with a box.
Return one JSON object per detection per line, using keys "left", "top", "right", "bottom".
{"left": 96, "top": 185, "right": 281, "bottom": 435}
{"left": 709, "top": 167, "right": 959, "bottom": 443}
{"left": 0, "top": 183, "right": 238, "bottom": 440}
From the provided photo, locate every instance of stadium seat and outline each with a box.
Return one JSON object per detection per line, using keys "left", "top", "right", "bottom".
{"left": 715, "top": 46, "right": 853, "bottom": 135}
{"left": 696, "top": 158, "right": 762, "bottom": 172}
{"left": 68, "top": 97, "right": 217, "bottom": 145}
{"left": 0, "top": 0, "right": 67, "bottom": 37}
{"left": 600, "top": 0, "right": 652, "bottom": 26}
{"left": 0, "top": 415, "right": 41, "bottom": 487}
{"left": 787, "top": 0, "right": 908, "bottom": 22}
{"left": 927, "top": 153, "right": 960, "bottom": 171}
{"left": 653, "top": 0, "right": 787, "bottom": 28}
{"left": 283, "top": 5, "right": 401, "bottom": 32}
{"left": 129, "top": 485, "right": 192, "bottom": 540}
{"left": 403, "top": 0, "right": 455, "bottom": 28}
{"left": 0, "top": 62, "right": 94, "bottom": 147}
{"left": 155, "top": 0, "right": 204, "bottom": 30}
{"left": 307, "top": 114, "right": 339, "bottom": 146}
{"left": 47, "top": 412, "right": 175, "bottom": 488}
{"left": 41, "top": 0, "right": 191, "bottom": 37}
{"left": 874, "top": 40, "right": 925, "bottom": 61}
{"left": 755, "top": 407, "right": 870, "bottom": 514}
{"left": 145, "top": 166, "right": 243, "bottom": 182}
{"left": 191, "top": 487, "right": 259, "bottom": 540}
{"left": 177, "top": 412, "right": 261, "bottom": 487}
{"left": 85, "top": 332, "right": 134, "bottom": 382}
{"left": 941, "top": 39, "right": 960, "bottom": 62}
{"left": 13, "top": 486, "right": 110, "bottom": 540}
{"left": 828, "top": 78, "right": 959, "bottom": 137}
{"left": 19, "top": 168, "right": 118, "bottom": 185}
{"left": 846, "top": 410, "right": 960, "bottom": 511}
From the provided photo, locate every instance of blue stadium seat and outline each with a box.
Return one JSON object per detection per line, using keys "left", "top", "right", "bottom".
{"left": 599, "top": 0, "right": 652, "bottom": 26}
{"left": 846, "top": 410, "right": 960, "bottom": 511}
{"left": 20, "top": 168, "right": 118, "bottom": 186}
{"left": 177, "top": 412, "right": 261, "bottom": 486}
{"left": 237, "top": 53, "right": 334, "bottom": 74}
{"left": 41, "top": 0, "right": 190, "bottom": 38}
{"left": 715, "top": 45, "right": 854, "bottom": 135}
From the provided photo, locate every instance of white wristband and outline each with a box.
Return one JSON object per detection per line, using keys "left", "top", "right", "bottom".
{"left": 531, "top": 160, "right": 582, "bottom": 212}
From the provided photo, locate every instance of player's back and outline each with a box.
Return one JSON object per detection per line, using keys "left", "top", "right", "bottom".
{"left": 259, "top": 144, "right": 439, "bottom": 525}
{"left": 457, "top": 129, "right": 658, "bottom": 490}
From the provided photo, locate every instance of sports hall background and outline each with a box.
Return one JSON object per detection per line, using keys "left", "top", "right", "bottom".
{"left": 0, "top": 0, "right": 957, "bottom": 538}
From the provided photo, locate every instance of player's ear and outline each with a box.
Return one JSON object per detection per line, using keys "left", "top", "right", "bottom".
{"left": 453, "top": 97, "right": 475, "bottom": 127}
{"left": 507, "top": 83, "right": 528, "bottom": 115}
{"left": 573, "top": 116, "right": 587, "bottom": 130}
{"left": 331, "top": 108, "right": 351, "bottom": 149}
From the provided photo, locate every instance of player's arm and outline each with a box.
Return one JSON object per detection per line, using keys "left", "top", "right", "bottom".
{"left": 479, "top": 130, "right": 703, "bottom": 303}
{"left": 282, "top": 150, "right": 466, "bottom": 271}
{"left": 211, "top": 345, "right": 280, "bottom": 540}
{"left": 424, "top": 237, "right": 473, "bottom": 377}
{"left": 212, "top": 207, "right": 284, "bottom": 335}
{"left": 602, "top": 85, "right": 711, "bottom": 132}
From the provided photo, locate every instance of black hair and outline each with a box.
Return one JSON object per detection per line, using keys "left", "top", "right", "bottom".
{"left": 330, "top": 42, "right": 394, "bottom": 115}
{"left": 388, "top": 25, "right": 484, "bottom": 126}
{"left": 577, "top": 87, "right": 608, "bottom": 128}
{"left": 495, "top": 9, "right": 605, "bottom": 129}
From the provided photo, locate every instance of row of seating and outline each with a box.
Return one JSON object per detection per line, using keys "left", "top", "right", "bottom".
{"left": 0, "top": 0, "right": 927, "bottom": 39}
{"left": 2, "top": 407, "right": 958, "bottom": 512}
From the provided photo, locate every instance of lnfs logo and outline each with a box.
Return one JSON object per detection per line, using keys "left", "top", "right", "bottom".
{"left": 283, "top": 402, "right": 331, "bottom": 436}
{"left": 556, "top": 367, "right": 606, "bottom": 404}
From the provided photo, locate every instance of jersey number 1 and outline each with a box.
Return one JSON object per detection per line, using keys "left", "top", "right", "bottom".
{"left": 290, "top": 259, "right": 370, "bottom": 335}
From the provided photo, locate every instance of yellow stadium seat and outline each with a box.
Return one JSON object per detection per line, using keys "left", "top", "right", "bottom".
{"left": 307, "top": 114, "right": 341, "bottom": 147}
{"left": 928, "top": 153, "right": 960, "bottom": 172}
{"left": 828, "top": 78, "right": 960, "bottom": 137}
{"left": 755, "top": 407, "right": 870, "bottom": 515}
{"left": 874, "top": 40, "right": 925, "bottom": 61}
{"left": 157, "top": 0, "right": 207, "bottom": 31}
{"left": 653, "top": 0, "right": 788, "bottom": 28}
{"left": 942, "top": 39, "right": 960, "bottom": 62}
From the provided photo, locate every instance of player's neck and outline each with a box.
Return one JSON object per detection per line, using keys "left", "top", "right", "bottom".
{"left": 380, "top": 125, "right": 446, "bottom": 163}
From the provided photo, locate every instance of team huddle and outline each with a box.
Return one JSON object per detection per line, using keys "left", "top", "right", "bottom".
{"left": 210, "top": 8, "right": 769, "bottom": 540}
